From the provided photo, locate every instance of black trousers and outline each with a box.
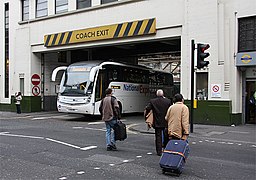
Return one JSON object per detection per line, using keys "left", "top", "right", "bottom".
{"left": 155, "top": 127, "right": 168, "bottom": 155}
{"left": 16, "top": 104, "right": 21, "bottom": 114}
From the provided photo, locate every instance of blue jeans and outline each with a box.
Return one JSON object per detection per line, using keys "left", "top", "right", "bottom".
{"left": 105, "top": 118, "right": 117, "bottom": 147}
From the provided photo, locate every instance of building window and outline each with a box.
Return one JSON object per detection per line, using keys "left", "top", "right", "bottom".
{"left": 101, "top": 0, "right": 118, "bottom": 4}
{"left": 77, "top": 0, "right": 91, "bottom": 9}
{"left": 36, "top": 0, "right": 48, "bottom": 18}
{"left": 56, "top": 0, "right": 68, "bottom": 14}
{"left": 22, "top": 0, "right": 29, "bottom": 21}
{"left": 238, "top": 16, "right": 256, "bottom": 52}
{"left": 196, "top": 72, "right": 208, "bottom": 100}
{"left": 5, "top": 3, "right": 9, "bottom": 98}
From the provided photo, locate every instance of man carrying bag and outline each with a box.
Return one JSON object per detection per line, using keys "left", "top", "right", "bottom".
{"left": 99, "top": 88, "right": 121, "bottom": 151}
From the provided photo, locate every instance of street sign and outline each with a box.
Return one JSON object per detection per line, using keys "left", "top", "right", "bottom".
{"left": 31, "top": 74, "right": 40, "bottom": 86}
{"left": 211, "top": 84, "right": 221, "bottom": 98}
{"left": 32, "top": 86, "right": 40, "bottom": 96}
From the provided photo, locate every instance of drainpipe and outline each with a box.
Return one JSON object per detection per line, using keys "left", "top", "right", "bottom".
{"left": 41, "top": 53, "right": 45, "bottom": 111}
{"left": 241, "top": 69, "right": 246, "bottom": 124}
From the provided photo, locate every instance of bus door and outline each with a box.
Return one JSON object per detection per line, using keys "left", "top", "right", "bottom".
{"left": 95, "top": 69, "right": 108, "bottom": 102}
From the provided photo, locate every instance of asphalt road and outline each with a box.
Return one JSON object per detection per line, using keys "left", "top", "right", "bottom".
{"left": 0, "top": 112, "right": 255, "bottom": 180}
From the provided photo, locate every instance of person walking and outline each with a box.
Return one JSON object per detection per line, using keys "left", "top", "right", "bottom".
{"left": 145, "top": 89, "right": 172, "bottom": 156}
{"left": 165, "top": 93, "right": 189, "bottom": 140}
{"left": 15, "top": 92, "right": 22, "bottom": 114}
{"left": 99, "top": 88, "right": 121, "bottom": 151}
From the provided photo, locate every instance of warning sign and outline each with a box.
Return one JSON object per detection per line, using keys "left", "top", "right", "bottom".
{"left": 31, "top": 74, "right": 40, "bottom": 86}
{"left": 32, "top": 86, "right": 40, "bottom": 96}
{"left": 211, "top": 84, "right": 221, "bottom": 98}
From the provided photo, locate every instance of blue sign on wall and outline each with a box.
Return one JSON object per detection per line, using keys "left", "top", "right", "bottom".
{"left": 236, "top": 52, "right": 256, "bottom": 66}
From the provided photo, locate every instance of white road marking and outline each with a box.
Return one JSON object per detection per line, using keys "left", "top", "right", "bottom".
{"left": 59, "top": 177, "right": 67, "bottom": 180}
{"left": 109, "top": 164, "right": 115, "bottom": 166}
{"left": 192, "top": 142, "right": 196, "bottom": 144}
{"left": 94, "top": 167, "right": 101, "bottom": 170}
{"left": 0, "top": 132, "right": 10, "bottom": 134}
{"left": 126, "top": 124, "right": 138, "bottom": 134}
{"left": 72, "top": 127, "right": 83, "bottom": 129}
{"left": 84, "top": 127, "right": 106, "bottom": 132}
{"left": 229, "top": 131, "right": 249, "bottom": 134}
{"left": 252, "top": 145, "right": 256, "bottom": 148}
{"left": 217, "top": 142, "right": 226, "bottom": 144}
{"left": 46, "top": 138, "right": 97, "bottom": 151}
{"left": 0, "top": 133, "right": 44, "bottom": 139}
{"left": 136, "top": 156, "right": 142, "bottom": 158}
{"left": 123, "top": 160, "right": 129, "bottom": 163}
{"left": 80, "top": 146, "right": 97, "bottom": 151}
{"left": 32, "top": 115, "right": 69, "bottom": 120}
{"left": 77, "top": 171, "right": 85, "bottom": 175}
{"left": 147, "top": 152, "right": 152, "bottom": 155}
{"left": 88, "top": 122, "right": 105, "bottom": 125}
{"left": 46, "top": 138, "right": 81, "bottom": 149}
{"left": 32, "top": 117, "right": 51, "bottom": 120}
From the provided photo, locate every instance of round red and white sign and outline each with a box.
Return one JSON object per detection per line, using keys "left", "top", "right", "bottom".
{"left": 32, "top": 86, "right": 40, "bottom": 96}
{"left": 212, "top": 85, "right": 219, "bottom": 92}
{"left": 31, "top": 74, "right": 40, "bottom": 86}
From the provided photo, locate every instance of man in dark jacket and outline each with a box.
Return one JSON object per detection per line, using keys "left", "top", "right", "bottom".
{"left": 145, "top": 89, "right": 172, "bottom": 156}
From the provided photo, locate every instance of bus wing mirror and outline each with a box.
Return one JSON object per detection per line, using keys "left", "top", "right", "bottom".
{"left": 89, "top": 66, "right": 100, "bottom": 82}
{"left": 52, "top": 66, "right": 67, "bottom": 81}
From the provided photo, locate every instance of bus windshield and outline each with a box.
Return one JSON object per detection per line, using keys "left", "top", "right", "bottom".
{"left": 60, "top": 67, "right": 93, "bottom": 96}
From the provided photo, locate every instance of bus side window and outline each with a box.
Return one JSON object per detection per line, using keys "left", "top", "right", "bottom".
{"left": 113, "top": 70, "right": 118, "bottom": 80}
{"left": 108, "top": 70, "right": 113, "bottom": 81}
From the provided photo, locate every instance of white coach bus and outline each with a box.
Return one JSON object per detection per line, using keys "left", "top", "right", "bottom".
{"left": 51, "top": 61, "right": 174, "bottom": 115}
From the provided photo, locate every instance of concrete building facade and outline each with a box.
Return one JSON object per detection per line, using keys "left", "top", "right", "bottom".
{"left": 0, "top": 0, "right": 255, "bottom": 125}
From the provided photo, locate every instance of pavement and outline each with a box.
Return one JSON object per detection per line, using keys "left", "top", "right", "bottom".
{"left": 129, "top": 117, "right": 256, "bottom": 144}
{"left": 1, "top": 111, "right": 256, "bottom": 144}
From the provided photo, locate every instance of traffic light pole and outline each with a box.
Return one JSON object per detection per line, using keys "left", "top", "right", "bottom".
{"left": 190, "top": 39, "right": 195, "bottom": 133}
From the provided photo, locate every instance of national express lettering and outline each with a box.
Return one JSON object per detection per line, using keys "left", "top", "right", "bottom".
{"left": 123, "top": 84, "right": 139, "bottom": 91}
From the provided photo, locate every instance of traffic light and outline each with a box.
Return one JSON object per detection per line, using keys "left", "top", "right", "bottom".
{"left": 197, "top": 43, "right": 210, "bottom": 69}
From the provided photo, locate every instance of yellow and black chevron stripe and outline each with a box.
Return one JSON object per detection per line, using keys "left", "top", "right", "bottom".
{"left": 113, "top": 18, "right": 156, "bottom": 38}
{"left": 44, "top": 31, "right": 73, "bottom": 47}
{"left": 44, "top": 18, "right": 156, "bottom": 47}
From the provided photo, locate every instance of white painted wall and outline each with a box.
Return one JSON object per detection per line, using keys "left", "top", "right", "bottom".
{"left": 182, "top": 0, "right": 256, "bottom": 113}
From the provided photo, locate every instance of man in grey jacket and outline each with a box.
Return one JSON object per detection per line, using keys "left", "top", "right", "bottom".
{"left": 99, "top": 88, "right": 120, "bottom": 151}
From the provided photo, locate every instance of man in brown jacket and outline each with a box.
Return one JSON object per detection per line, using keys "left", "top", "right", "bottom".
{"left": 165, "top": 93, "right": 189, "bottom": 140}
{"left": 99, "top": 88, "right": 120, "bottom": 151}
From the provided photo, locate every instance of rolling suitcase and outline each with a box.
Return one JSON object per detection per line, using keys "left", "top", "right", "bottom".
{"left": 113, "top": 120, "right": 127, "bottom": 141}
{"left": 159, "top": 139, "right": 189, "bottom": 175}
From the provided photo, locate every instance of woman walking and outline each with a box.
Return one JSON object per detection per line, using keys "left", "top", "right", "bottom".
{"left": 15, "top": 92, "right": 22, "bottom": 114}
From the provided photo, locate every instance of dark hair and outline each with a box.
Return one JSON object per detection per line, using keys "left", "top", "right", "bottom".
{"left": 173, "top": 93, "right": 183, "bottom": 103}
{"left": 105, "top": 88, "right": 112, "bottom": 95}
{"left": 16, "top": 92, "right": 22, "bottom": 96}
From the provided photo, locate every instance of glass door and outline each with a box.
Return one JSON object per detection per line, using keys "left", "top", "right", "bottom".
{"left": 246, "top": 80, "right": 256, "bottom": 124}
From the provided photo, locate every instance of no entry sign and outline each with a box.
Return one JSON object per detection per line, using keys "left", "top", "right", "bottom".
{"left": 31, "top": 74, "right": 40, "bottom": 86}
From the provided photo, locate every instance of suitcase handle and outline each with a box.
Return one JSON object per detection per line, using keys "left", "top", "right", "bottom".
{"left": 163, "top": 150, "right": 186, "bottom": 162}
